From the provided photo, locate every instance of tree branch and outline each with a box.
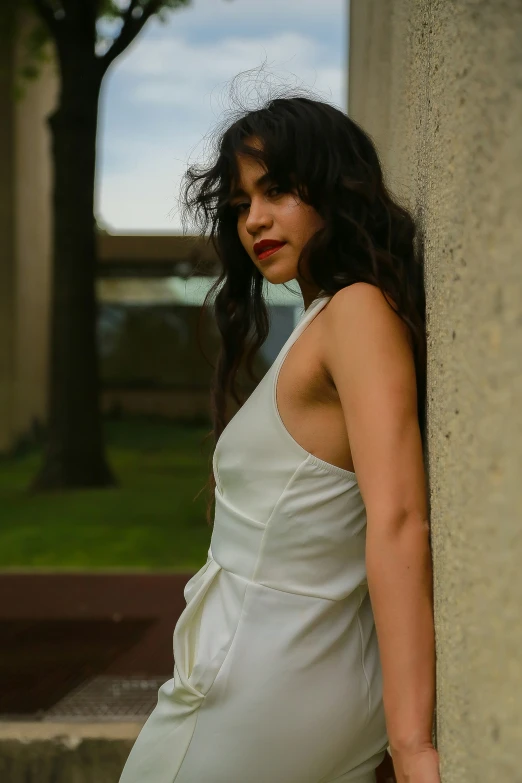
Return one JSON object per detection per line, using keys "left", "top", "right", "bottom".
{"left": 100, "top": 0, "right": 162, "bottom": 71}
{"left": 30, "top": 0, "right": 62, "bottom": 38}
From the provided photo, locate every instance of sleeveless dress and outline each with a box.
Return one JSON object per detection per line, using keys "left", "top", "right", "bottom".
{"left": 119, "top": 292, "right": 388, "bottom": 783}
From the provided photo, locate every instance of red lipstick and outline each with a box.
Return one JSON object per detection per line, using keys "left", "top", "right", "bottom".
{"left": 253, "top": 240, "right": 286, "bottom": 260}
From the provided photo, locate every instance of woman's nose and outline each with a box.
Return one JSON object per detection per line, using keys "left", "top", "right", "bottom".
{"left": 245, "top": 199, "right": 272, "bottom": 235}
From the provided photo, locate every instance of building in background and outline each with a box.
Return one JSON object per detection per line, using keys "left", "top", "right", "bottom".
{"left": 0, "top": 14, "right": 56, "bottom": 452}
{"left": 96, "top": 234, "right": 301, "bottom": 421}
{"left": 0, "top": 20, "right": 303, "bottom": 453}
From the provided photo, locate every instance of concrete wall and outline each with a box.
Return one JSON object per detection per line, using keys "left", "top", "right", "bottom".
{"left": 0, "top": 723, "right": 138, "bottom": 783}
{"left": 0, "top": 14, "right": 57, "bottom": 451}
{"left": 13, "top": 25, "right": 57, "bottom": 441}
{"left": 349, "top": 2, "right": 522, "bottom": 781}
{"left": 0, "top": 16, "right": 17, "bottom": 452}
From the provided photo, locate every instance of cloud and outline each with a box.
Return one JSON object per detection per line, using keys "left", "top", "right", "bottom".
{"left": 122, "top": 32, "right": 344, "bottom": 112}
{"left": 96, "top": 146, "right": 187, "bottom": 233}
{"left": 133, "top": 0, "right": 346, "bottom": 36}
{"left": 96, "top": 0, "right": 347, "bottom": 232}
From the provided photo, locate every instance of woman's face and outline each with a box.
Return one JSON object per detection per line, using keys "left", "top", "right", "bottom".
{"left": 229, "top": 138, "right": 325, "bottom": 291}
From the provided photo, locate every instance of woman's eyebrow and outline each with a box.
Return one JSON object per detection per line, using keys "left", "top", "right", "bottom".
{"left": 229, "top": 172, "right": 273, "bottom": 201}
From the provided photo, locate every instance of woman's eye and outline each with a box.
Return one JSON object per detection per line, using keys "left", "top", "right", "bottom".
{"left": 231, "top": 186, "right": 283, "bottom": 216}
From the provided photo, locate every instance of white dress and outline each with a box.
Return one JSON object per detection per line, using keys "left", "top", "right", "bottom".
{"left": 119, "top": 293, "right": 388, "bottom": 783}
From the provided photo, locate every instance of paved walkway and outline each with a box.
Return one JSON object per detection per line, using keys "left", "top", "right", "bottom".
{"left": 0, "top": 572, "right": 191, "bottom": 719}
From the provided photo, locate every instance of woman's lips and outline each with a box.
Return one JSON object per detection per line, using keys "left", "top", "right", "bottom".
{"left": 257, "top": 242, "right": 286, "bottom": 261}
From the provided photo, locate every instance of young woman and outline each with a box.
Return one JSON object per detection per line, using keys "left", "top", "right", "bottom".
{"left": 119, "top": 95, "right": 440, "bottom": 783}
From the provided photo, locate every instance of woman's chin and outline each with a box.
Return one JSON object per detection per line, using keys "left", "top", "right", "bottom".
{"left": 259, "top": 265, "right": 298, "bottom": 286}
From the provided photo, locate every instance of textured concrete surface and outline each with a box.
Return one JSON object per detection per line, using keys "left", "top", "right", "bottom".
{"left": 0, "top": 15, "right": 56, "bottom": 452}
{"left": 349, "top": 2, "right": 522, "bottom": 781}
{"left": 0, "top": 722, "right": 140, "bottom": 783}
{"left": 0, "top": 16, "right": 16, "bottom": 453}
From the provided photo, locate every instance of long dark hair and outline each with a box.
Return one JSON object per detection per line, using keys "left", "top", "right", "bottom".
{"left": 181, "top": 93, "right": 426, "bottom": 527}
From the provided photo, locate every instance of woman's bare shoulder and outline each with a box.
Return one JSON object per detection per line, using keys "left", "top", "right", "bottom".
{"left": 323, "top": 282, "right": 410, "bottom": 346}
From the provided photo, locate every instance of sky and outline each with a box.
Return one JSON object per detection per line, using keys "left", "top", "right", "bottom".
{"left": 95, "top": 0, "right": 348, "bottom": 234}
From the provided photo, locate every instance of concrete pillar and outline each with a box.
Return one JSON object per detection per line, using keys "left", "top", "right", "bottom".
{"left": 0, "top": 16, "right": 17, "bottom": 452}
{"left": 12, "top": 30, "right": 56, "bottom": 441}
{"left": 349, "top": 2, "right": 522, "bottom": 780}
{"left": 0, "top": 14, "right": 57, "bottom": 452}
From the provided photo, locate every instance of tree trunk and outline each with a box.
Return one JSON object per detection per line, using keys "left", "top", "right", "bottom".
{"left": 32, "top": 58, "right": 115, "bottom": 490}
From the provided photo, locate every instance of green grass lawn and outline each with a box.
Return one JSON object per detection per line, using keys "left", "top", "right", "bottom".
{"left": 0, "top": 419, "right": 214, "bottom": 571}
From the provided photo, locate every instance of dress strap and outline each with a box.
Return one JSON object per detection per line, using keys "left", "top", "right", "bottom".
{"left": 272, "top": 293, "right": 331, "bottom": 374}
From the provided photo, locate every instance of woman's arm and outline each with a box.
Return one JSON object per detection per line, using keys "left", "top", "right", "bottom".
{"left": 323, "top": 283, "right": 439, "bottom": 783}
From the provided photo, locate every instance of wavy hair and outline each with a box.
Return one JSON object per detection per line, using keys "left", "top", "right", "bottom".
{"left": 181, "top": 93, "right": 426, "bottom": 527}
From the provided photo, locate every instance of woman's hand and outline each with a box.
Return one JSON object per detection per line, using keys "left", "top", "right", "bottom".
{"left": 390, "top": 743, "right": 441, "bottom": 783}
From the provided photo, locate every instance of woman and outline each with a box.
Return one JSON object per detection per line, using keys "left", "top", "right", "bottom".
{"left": 119, "top": 95, "right": 440, "bottom": 783}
